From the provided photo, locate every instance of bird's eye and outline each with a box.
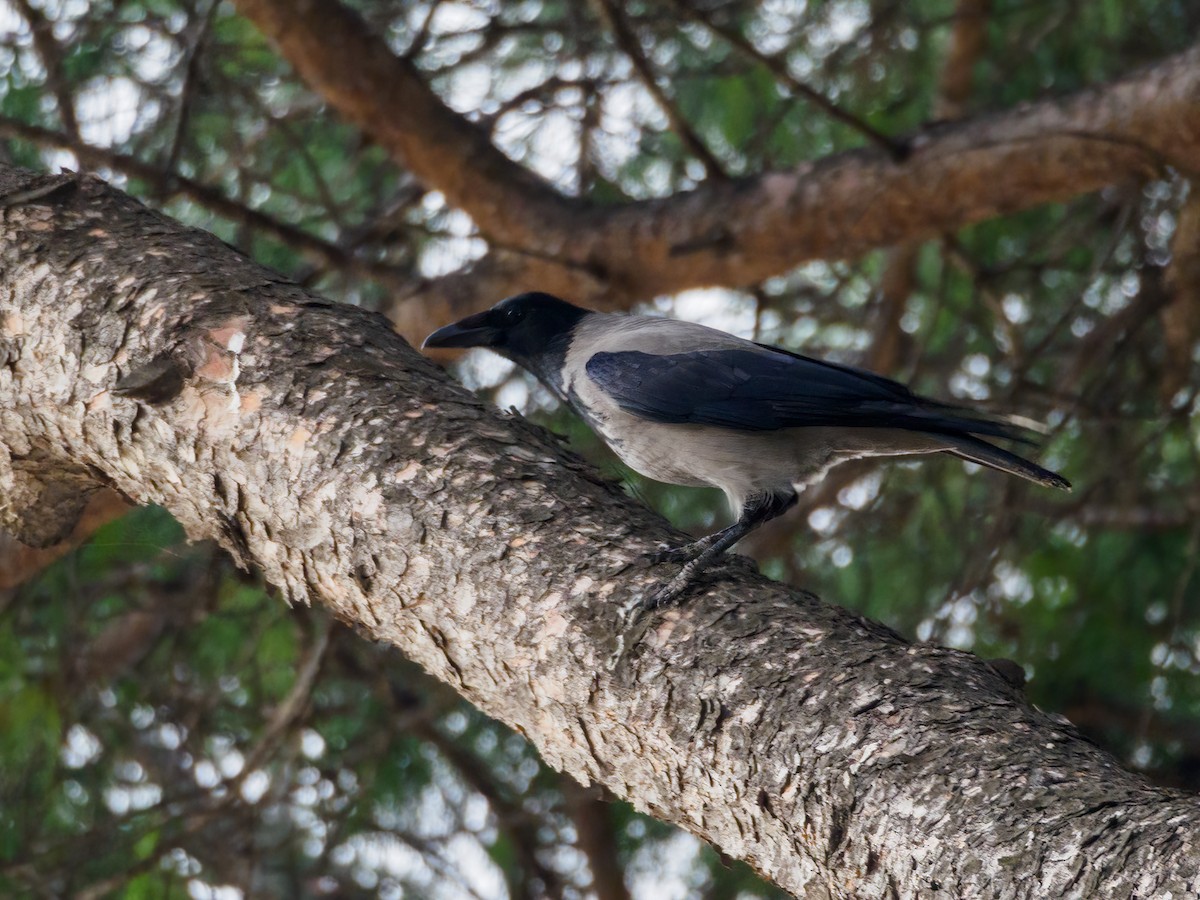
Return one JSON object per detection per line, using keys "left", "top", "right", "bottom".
{"left": 502, "top": 305, "right": 525, "bottom": 324}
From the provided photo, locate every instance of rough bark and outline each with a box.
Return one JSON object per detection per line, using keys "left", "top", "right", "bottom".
{"left": 234, "top": 0, "right": 1200, "bottom": 326}
{"left": 2, "top": 166, "right": 1199, "bottom": 899}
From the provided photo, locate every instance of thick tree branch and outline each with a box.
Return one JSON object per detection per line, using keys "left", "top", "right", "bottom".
{"left": 234, "top": 0, "right": 1200, "bottom": 315}
{"left": 2, "top": 166, "right": 1199, "bottom": 898}
{"left": 231, "top": 0, "right": 578, "bottom": 245}
{"left": 0, "top": 116, "right": 633, "bottom": 356}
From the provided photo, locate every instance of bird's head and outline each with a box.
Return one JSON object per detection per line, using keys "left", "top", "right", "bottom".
{"left": 422, "top": 292, "right": 588, "bottom": 366}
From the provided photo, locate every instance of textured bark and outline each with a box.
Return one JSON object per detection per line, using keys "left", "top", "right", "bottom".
{"left": 2, "top": 166, "right": 1199, "bottom": 898}
{"left": 234, "top": 0, "right": 1200, "bottom": 327}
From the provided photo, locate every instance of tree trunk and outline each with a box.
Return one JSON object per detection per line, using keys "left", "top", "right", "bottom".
{"left": 1, "top": 166, "right": 1197, "bottom": 899}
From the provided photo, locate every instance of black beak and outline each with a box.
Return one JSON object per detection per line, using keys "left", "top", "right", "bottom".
{"left": 422, "top": 311, "right": 499, "bottom": 349}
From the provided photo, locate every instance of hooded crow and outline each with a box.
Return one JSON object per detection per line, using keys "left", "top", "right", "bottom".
{"left": 425, "top": 292, "right": 1070, "bottom": 607}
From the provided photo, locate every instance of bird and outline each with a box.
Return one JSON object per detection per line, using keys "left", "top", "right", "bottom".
{"left": 424, "top": 291, "right": 1070, "bottom": 608}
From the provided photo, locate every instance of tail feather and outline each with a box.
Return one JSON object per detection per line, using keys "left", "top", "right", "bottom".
{"left": 944, "top": 436, "right": 1071, "bottom": 491}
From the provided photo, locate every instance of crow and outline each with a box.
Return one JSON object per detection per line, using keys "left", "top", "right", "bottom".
{"left": 425, "top": 292, "right": 1069, "bottom": 607}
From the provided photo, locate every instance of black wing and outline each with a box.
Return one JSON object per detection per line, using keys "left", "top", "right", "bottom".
{"left": 584, "top": 346, "right": 1028, "bottom": 440}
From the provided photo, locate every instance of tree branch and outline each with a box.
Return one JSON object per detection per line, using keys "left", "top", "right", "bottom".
{"left": 592, "top": 0, "right": 727, "bottom": 178}
{"left": 231, "top": 0, "right": 578, "bottom": 246}
{"left": 14, "top": 0, "right": 80, "bottom": 144}
{"left": 2, "top": 164, "right": 1198, "bottom": 898}
{"left": 234, "top": 0, "right": 1200, "bottom": 311}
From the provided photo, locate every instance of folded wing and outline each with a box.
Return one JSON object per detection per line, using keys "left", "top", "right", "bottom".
{"left": 584, "top": 345, "right": 1030, "bottom": 441}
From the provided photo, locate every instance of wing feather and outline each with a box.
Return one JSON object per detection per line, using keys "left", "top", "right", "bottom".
{"left": 584, "top": 347, "right": 1029, "bottom": 441}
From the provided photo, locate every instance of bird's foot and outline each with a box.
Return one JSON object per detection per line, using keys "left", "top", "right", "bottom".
{"left": 626, "top": 539, "right": 718, "bottom": 614}
{"left": 606, "top": 535, "right": 732, "bottom": 669}
{"left": 644, "top": 570, "right": 694, "bottom": 608}
{"left": 621, "top": 561, "right": 700, "bottom": 625}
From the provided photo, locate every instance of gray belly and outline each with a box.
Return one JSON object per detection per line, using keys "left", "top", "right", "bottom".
{"left": 578, "top": 397, "right": 952, "bottom": 513}
{"left": 581, "top": 401, "right": 841, "bottom": 509}
{"left": 593, "top": 416, "right": 714, "bottom": 489}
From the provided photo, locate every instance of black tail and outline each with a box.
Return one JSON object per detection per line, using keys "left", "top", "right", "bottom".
{"left": 944, "top": 435, "right": 1071, "bottom": 490}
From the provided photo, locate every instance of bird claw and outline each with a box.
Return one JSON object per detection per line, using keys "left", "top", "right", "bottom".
{"left": 606, "top": 571, "right": 700, "bottom": 671}
{"left": 624, "top": 548, "right": 704, "bottom": 616}
{"left": 609, "top": 556, "right": 710, "bottom": 672}
{"left": 614, "top": 572, "right": 688, "bottom": 636}
{"left": 642, "top": 536, "right": 719, "bottom": 568}
{"left": 606, "top": 544, "right": 711, "bottom": 670}
{"left": 644, "top": 577, "right": 688, "bottom": 609}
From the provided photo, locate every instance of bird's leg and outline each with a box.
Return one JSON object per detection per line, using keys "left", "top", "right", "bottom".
{"left": 642, "top": 490, "right": 798, "bottom": 610}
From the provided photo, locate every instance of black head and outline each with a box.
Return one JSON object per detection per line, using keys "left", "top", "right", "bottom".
{"left": 422, "top": 292, "right": 589, "bottom": 367}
